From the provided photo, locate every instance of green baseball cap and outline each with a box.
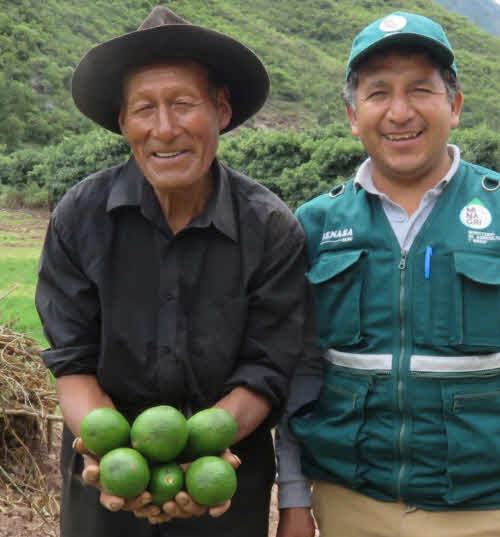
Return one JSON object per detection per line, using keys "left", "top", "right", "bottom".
{"left": 346, "top": 11, "right": 457, "bottom": 78}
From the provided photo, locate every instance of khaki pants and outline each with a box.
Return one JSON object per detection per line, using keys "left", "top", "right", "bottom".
{"left": 312, "top": 482, "right": 500, "bottom": 537}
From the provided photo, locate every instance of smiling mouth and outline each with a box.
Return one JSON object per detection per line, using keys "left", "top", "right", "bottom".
{"left": 153, "top": 151, "right": 186, "bottom": 158}
{"left": 384, "top": 131, "right": 422, "bottom": 141}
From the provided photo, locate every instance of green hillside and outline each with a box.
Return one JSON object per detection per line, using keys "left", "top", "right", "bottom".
{"left": 2, "top": 0, "right": 500, "bottom": 154}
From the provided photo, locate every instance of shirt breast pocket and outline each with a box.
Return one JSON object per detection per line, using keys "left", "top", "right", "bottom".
{"left": 452, "top": 252, "right": 500, "bottom": 349}
{"left": 306, "top": 249, "right": 365, "bottom": 347}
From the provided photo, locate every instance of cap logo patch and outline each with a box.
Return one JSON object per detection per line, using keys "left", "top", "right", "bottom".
{"left": 379, "top": 15, "right": 407, "bottom": 33}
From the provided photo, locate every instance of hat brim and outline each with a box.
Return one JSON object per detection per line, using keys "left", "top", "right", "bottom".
{"left": 348, "top": 33, "right": 456, "bottom": 77}
{"left": 72, "top": 24, "right": 270, "bottom": 134}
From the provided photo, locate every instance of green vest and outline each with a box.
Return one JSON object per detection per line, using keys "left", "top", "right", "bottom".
{"left": 291, "top": 160, "right": 500, "bottom": 510}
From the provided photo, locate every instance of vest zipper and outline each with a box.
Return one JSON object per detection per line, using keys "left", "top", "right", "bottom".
{"left": 397, "top": 249, "right": 408, "bottom": 500}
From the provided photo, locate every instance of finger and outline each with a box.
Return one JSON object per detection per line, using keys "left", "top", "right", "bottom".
{"left": 100, "top": 491, "right": 125, "bottom": 512}
{"left": 161, "top": 500, "right": 181, "bottom": 517}
{"left": 161, "top": 499, "right": 202, "bottom": 519}
{"left": 82, "top": 459, "right": 100, "bottom": 486}
{"left": 133, "top": 505, "right": 162, "bottom": 518}
{"left": 72, "top": 436, "right": 91, "bottom": 456}
{"left": 148, "top": 513, "right": 173, "bottom": 525}
{"left": 220, "top": 449, "right": 241, "bottom": 469}
{"left": 209, "top": 499, "right": 231, "bottom": 518}
{"left": 162, "top": 500, "right": 194, "bottom": 518}
{"left": 174, "top": 491, "right": 207, "bottom": 517}
{"left": 123, "top": 491, "right": 152, "bottom": 511}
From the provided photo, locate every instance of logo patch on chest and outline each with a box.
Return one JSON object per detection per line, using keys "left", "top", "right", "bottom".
{"left": 320, "top": 228, "right": 353, "bottom": 245}
{"left": 460, "top": 198, "right": 492, "bottom": 230}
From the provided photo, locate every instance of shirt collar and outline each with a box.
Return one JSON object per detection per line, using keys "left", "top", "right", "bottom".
{"left": 191, "top": 160, "right": 238, "bottom": 242}
{"left": 354, "top": 144, "right": 461, "bottom": 196}
{"left": 106, "top": 157, "right": 143, "bottom": 212}
{"left": 106, "top": 156, "right": 238, "bottom": 242}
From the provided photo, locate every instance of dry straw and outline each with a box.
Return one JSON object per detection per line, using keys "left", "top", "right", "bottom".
{"left": 0, "top": 324, "right": 61, "bottom": 527}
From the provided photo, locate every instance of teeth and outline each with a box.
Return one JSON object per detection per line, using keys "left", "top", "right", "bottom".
{"left": 385, "top": 133, "right": 419, "bottom": 141}
{"left": 154, "top": 151, "right": 182, "bottom": 157}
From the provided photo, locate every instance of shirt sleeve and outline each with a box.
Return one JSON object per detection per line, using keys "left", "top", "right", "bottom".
{"left": 35, "top": 209, "right": 101, "bottom": 377}
{"left": 275, "top": 414, "right": 312, "bottom": 508}
{"left": 223, "top": 209, "right": 309, "bottom": 426}
{"left": 275, "top": 315, "right": 324, "bottom": 508}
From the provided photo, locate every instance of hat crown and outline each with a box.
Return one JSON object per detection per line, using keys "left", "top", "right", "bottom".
{"left": 138, "top": 5, "right": 189, "bottom": 30}
{"left": 346, "top": 11, "right": 456, "bottom": 78}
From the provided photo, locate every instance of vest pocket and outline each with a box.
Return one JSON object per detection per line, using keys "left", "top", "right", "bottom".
{"left": 413, "top": 251, "right": 456, "bottom": 345}
{"left": 442, "top": 377, "right": 500, "bottom": 504}
{"left": 290, "top": 367, "right": 370, "bottom": 487}
{"left": 414, "top": 251, "right": 500, "bottom": 349}
{"left": 452, "top": 252, "right": 500, "bottom": 348}
{"left": 306, "top": 249, "right": 365, "bottom": 347}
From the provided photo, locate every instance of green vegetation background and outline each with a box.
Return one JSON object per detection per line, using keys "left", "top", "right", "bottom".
{"left": 0, "top": 209, "right": 47, "bottom": 344}
{"left": 3, "top": 0, "right": 500, "bottom": 153}
{"left": 2, "top": 0, "right": 500, "bottom": 343}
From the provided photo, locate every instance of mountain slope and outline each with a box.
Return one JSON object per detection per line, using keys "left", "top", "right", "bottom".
{"left": 2, "top": 0, "right": 500, "bottom": 153}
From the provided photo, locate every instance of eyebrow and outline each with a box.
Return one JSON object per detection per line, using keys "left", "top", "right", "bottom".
{"left": 362, "top": 75, "right": 438, "bottom": 93}
{"left": 408, "top": 77, "right": 435, "bottom": 86}
{"left": 362, "top": 80, "right": 388, "bottom": 92}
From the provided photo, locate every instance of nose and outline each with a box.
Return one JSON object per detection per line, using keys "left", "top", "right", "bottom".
{"left": 153, "top": 104, "right": 182, "bottom": 139}
{"left": 386, "top": 93, "right": 416, "bottom": 124}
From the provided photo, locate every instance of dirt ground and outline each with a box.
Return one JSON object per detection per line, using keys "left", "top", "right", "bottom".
{"left": 0, "top": 208, "right": 281, "bottom": 537}
{"left": 0, "top": 421, "right": 61, "bottom": 537}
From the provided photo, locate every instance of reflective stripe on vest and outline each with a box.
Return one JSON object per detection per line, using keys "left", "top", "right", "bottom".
{"left": 324, "top": 349, "right": 392, "bottom": 371}
{"left": 325, "top": 348, "right": 500, "bottom": 373}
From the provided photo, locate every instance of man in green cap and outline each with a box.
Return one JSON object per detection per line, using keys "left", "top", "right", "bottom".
{"left": 35, "top": 5, "right": 308, "bottom": 537}
{"left": 276, "top": 11, "right": 500, "bottom": 537}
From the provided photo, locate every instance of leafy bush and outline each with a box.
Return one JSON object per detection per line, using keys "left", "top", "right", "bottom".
{"left": 0, "top": 128, "right": 129, "bottom": 208}
{"left": 23, "top": 183, "right": 51, "bottom": 209}
{"left": 0, "top": 183, "right": 50, "bottom": 209}
{"left": 219, "top": 129, "right": 313, "bottom": 176}
{"left": 0, "top": 148, "right": 45, "bottom": 187}
{"left": 1, "top": 123, "right": 500, "bottom": 212}
{"left": 0, "top": 186, "right": 25, "bottom": 209}
{"left": 29, "top": 129, "right": 130, "bottom": 204}
{"left": 274, "top": 135, "right": 365, "bottom": 209}
{"left": 450, "top": 124, "right": 500, "bottom": 171}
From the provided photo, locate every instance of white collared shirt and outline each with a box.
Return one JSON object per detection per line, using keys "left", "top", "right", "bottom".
{"left": 353, "top": 145, "right": 461, "bottom": 250}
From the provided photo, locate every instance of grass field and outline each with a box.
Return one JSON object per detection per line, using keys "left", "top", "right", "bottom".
{"left": 0, "top": 208, "right": 49, "bottom": 345}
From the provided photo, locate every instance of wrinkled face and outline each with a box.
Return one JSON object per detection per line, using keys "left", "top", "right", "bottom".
{"left": 346, "top": 51, "right": 463, "bottom": 188}
{"left": 119, "top": 59, "right": 232, "bottom": 194}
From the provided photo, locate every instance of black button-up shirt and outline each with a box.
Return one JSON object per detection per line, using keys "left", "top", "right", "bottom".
{"left": 36, "top": 157, "right": 307, "bottom": 424}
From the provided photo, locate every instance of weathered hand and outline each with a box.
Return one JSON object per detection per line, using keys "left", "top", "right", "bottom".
{"left": 146, "top": 448, "right": 242, "bottom": 524}
{"left": 73, "top": 436, "right": 157, "bottom": 516}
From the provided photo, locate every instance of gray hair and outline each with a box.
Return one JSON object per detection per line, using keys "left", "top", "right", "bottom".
{"left": 342, "top": 49, "right": 461, "bottom": 111}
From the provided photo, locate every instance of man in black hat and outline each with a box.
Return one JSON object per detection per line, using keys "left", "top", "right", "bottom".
{"left": 35, "top": 6, "right": 308, "bottom": 537}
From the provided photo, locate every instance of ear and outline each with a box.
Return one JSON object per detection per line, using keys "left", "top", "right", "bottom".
{"left": 345, "top": 105, "right": 360, "bottom": 137}
{"left": 450, "top": 91, "right": 463, "bottom": 129}
{"left": 216, "top": 87, "right": 232, "bottom": 132}
{"left": 118, "top": 106, "right": 129, "bottom": 140}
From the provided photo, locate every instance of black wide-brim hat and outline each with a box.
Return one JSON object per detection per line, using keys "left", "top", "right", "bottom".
{"left": 71, "top": 6, "right": 270, "bottom": 134}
